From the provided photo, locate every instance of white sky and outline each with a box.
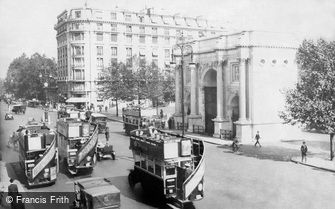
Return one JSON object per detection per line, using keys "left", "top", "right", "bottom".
{"left": 1, "top": 0, "right": 335, "bottom": 78}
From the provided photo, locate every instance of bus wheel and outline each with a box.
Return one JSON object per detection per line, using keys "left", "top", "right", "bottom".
{"left": 128, "top": 171, "right": 136, "bottom": 188}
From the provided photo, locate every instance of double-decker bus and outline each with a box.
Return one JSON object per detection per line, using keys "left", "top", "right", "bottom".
{"left": 18, "top": 121, "right": 58, "bottom": 187}
{"left": 122, "top": 107, "right": 142, "bottom": 135}
{"left": 57, "top": 118, "right": 98, "bottom": 175}
{"left": 128, "top": 128, "right": 205, "bottom": 208}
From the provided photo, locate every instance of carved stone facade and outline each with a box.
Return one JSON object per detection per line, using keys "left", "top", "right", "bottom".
{"left": 172, "top": 31, "right": 300, "bottom": 142}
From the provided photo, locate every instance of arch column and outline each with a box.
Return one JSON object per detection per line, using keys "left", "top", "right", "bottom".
{"left": 189, "top": 63, "right": 197, "bottom": 115}
{"left": 213, "top": 60, "right": 230, "bottom": 137}
{"left": 238, "top": 58, "right": 247, "bottom": 122}
{"left": 187, "top": 63, "right": 202, "bottom": 132}
{"left": 235, "top": 58, "right": 252, "bottom": 142}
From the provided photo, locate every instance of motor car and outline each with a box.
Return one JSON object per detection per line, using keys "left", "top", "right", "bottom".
{"left": 4, "top": 113, "right": 14, "bottom": 120}
{"left": 96, "top": 142, "right": 115, "bottom": 161}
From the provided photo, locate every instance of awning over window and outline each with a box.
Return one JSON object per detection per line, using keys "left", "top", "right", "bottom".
{"left": 66, "top": 97, "right": 88, "bottom": 103}
{"left": 152, "top": 48, "right": 158, "bottom": 57}
{"left": 139, "top": 48, "right": 146, "bottom": 56}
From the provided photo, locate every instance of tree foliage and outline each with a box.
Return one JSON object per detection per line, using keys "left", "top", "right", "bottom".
{"left": 280, "top": 39, "right": 335, "bottom": 133}
{"left": 98, "top": 63, "right": 135, "bottom": 101}
{"left": 98, "top": 57, "right": 175, "bottom": 114}
{"left": 4, "top": 53, "right": 57, "bottom": 100}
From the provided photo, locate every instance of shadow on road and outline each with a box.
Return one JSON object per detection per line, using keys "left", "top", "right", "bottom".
{"left": 106, "top": 176, "right": 196, "bottom": 209}
{"left": 218, "top": 144, "right": 301, "bottom": 162}
{"left": 5, "top": 161, "right": 26, "bottom": 186}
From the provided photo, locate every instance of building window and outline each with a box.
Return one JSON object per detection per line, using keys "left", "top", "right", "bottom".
{"left": 139, "top": 35, "right": 145, "bottom": 44}
{"left": 111, "top": 47, "right": 117, "bottom": 56}
{"left": 164, "top": 29, "right": 169, "bottom": 36}
{"left": 125, "top": 14, "right": 131, "bottom": 21}
{"left": 126, "top": 35, "right": 132, "bottom": 43}
{"left": 198, "top": 31, "right": 205, "bottom": 38}
{"left": 95, "top": 11, "right": 103, "bottom": 19}
{"left": 126, "top": 58, "right": 132, "bottom": 67}
{"left": 140, "top": 56, "right": 146, "bottom": 67}
{"left": 139, "top": 16, "right": 144, "bottom": 23}
{"left": 152, "top": 36, "right": 158, "bottom": 44}
{"left": 97, "top": 23, "right": 103, "bottom": 31}
{"left": 126, "top": 48, "right": 132, "bottom": 57}
{"left": 97, "top": 58, "right": 104, "bottom": 67}
{"left": 164, "top": 49, "right": 170, "bottom": 59}
{"left": 111, "top": 12, "right": 117, "bottom": 20}
{"left": 139, "top": 26, "right": 145, "bottom": 34}
{"left": 75, "top": 11, "right": 81, "bottom": 18}
{"left": 164, "top": 37, "right": 170, "bottom": 44}
{"left": 96, "top": 33, "right": 103, "bottom": 41}
{"left": 111, "top": 23, "right": 117, "bottom": 32}
{"left": 97, "top": 46, "right": 103, "bottom": 56}
{"left": 231, "top": 64, "right": 239, "bottom": 82}
{"left": 110, "top": 58, "right": 117, "bottom": 66}
{"left": 73, "top": 33, "right": 84, "bottom": 41}
{"left": 152, "top": 27, "right": 158, "bottom": 35}
{"left": 152, "top": 59, "right": 158, "bottom": 67}
{"left": 126, "top": 25, "right": 132, "bottom": 33}
{"left": 74, "top": 46, "right": 84, "bottom": 55}
{"left": 111, "top": 34, "right": 117, "bottom": 42}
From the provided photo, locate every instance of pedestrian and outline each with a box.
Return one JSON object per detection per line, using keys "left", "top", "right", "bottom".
{"left": 254, "top": 131, "right": 262, "bottom": 147}
{"left": 301, "top": 141, "right": 308, "bottom": 163}
{"left": 105, "top": 106, "right": 108, "bottom": 112}
{"left": 105, "top": 127, "right": 110, "bottom": 142}
{"left": 8, "top": 179, "right": 18, "bottom": 209}
{"left": 232, "top": 138, "right": 240, "bottom": 152}
{"left": 160, "top": 109, "right": 164, "bottom": 119}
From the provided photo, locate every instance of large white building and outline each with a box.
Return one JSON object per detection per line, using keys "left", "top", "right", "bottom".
{"left": 172, "top": 31, "right": 301, "bottom": 142}
{"left": 54, "top": 6, "right": 224, "bottom": 107}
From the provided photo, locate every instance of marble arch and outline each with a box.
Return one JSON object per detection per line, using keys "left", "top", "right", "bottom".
{"left": 172, "top": 31, "right": 299, "bottom": 142}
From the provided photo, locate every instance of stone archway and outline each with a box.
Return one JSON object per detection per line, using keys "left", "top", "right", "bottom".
{"left": 202, "top": 69, "right": 217, "bottom": 135}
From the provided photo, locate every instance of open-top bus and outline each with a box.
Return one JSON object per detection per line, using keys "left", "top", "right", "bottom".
{"left": 57, "top": 118, "right": 98, "bottom": 175}
{"left": 18, "top": 120, "right": 58, "bottom": 187}
{"left": 128, "top": 128, "right": 205, "bottom": 208}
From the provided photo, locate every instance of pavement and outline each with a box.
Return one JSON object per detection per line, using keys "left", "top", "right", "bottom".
{"left": 103, "top": 112, "right": 335, "bottom": 173}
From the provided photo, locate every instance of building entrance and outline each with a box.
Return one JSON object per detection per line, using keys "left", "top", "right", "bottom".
{"left": 204, "top": 87, "right": 217, "bottom": 135}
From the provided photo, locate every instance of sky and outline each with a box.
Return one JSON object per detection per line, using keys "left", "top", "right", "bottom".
{"left": 1, "top": 0, "right": 335, "bottom": 79}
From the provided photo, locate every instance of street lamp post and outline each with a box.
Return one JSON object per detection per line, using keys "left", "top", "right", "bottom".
{"left": 170, "top": 32, "right": 193, "bottom": 136}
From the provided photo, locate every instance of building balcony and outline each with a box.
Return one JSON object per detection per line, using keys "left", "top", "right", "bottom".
{"left": 70, "top": 90, "right": 86, "bottom": 94}
{"left": 70, "top": 78, "right": 85, "bottom": 82}
{"left": 69, "top": 27, "right": 85, "bottom": 32}
{"left": 72, "top": 64, "right": 85, "bottom": 69}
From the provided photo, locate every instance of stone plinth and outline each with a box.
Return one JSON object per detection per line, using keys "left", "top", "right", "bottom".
{"left": 213, "top": 117, "right": 231, "bottom": 138}
{"left": 187, "top": 115, "right": 203, "bottom": 132}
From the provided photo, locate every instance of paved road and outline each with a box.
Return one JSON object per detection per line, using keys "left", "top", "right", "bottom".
{"left": 1, "top": 102, "right": 335, "bottom": 209}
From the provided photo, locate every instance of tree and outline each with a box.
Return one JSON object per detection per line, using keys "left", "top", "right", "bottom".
{"left": 98, "top": 63, "right": 135, "bottom": 116}
{"left": 131, "top": 56, "right": 175, "bottom": 114}
{"left": 137, "top": 64, "right": 174, "bottom": 115}
{"left": 4, "top": 53, "right": 56, "bottom": 101}
{"left": 280, "top": 39, "right": 335, "bottom": 160}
